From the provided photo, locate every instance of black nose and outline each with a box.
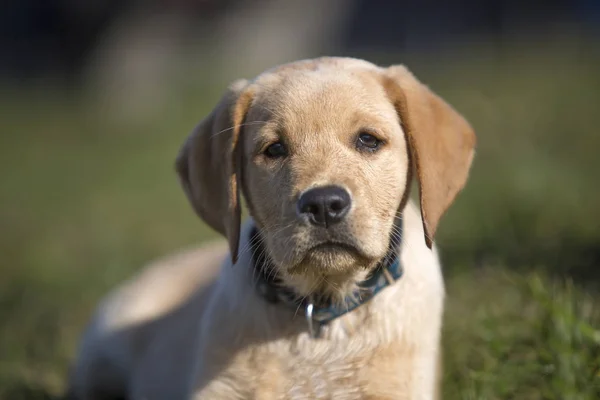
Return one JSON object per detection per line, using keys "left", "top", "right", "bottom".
{"left": 297, "top": 185, "right": 351, "bottom": 227}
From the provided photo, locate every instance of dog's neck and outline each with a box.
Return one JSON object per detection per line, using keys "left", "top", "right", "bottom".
{"left": 249, "top": 215, "right": 403, "bottom": 337}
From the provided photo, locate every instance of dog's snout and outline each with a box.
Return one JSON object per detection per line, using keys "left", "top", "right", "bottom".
{"left": 297, "top": 186, "right": 351, "bottom": 227}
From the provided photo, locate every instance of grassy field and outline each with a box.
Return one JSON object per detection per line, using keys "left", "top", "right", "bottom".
{"left": 1, "top": 38, "right": 599, "bottom": 399}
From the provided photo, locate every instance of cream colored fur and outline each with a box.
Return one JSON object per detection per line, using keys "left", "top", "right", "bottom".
{"left": 68, "top": 57, "right": 475, "bottom": 400}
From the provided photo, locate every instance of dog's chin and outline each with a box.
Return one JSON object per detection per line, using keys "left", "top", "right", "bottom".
{"left": 277, "top": 244, "right": 378, "bottom": 302}
{"left": 289, "top": 242, "right": 375, "bottom": 276}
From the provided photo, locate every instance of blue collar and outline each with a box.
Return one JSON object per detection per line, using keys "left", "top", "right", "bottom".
{"left": 250, "top": 217, "right": 403, "bottom": 338}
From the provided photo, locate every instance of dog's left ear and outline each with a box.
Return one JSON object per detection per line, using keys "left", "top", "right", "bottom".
{"left": 382, "top": 65, "right": 476, "bottom": 248}
{"left": 175, "top": 79, "right": 254, "bottom": 263}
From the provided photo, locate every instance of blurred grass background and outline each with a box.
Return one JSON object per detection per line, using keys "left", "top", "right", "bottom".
{"left": 1, "top": 1, "right": 600, "bottom": 398}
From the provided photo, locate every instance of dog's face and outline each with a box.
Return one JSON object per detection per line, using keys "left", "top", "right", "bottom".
{"left": 176, "top": 58, "right": 475, "bottom": 296}
{"left": 241, "top": 64, "right": 408, "bottom": 291}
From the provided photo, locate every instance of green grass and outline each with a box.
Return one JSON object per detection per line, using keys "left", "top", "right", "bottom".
{"left": 1, "top": 38, "right": 599, "bottom": 399}
{"left": 444, "top": 270, "right": 600, "bottom": 399}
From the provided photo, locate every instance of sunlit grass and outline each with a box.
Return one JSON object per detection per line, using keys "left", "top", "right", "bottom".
{"left": 444, "top": 269, "right": 600, "bottom": 399}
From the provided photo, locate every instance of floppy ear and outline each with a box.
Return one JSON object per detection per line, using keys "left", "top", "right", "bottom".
{"left": 382, "top": 65, "right": 476, "bottom": 248}
{"left": 175, "top": 79, "right": 254, "bottom": 263}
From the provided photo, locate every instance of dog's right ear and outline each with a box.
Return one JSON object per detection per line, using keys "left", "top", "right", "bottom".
{"left": 175, "top": 79, "right": 254, "bottom": 264}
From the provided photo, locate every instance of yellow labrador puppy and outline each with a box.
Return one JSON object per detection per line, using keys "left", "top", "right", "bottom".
{"left": 68, "top": 57, "right": 475, "bottom": 400}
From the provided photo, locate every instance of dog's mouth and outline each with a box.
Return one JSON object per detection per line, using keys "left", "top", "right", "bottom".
{"left": 285, "top": 239, "right": 374, "bottom": 275}
{"left": 307, "top": 241, "right": 360, "bottom": 255}
{"left": 302, "top": 240, "right": 372, "bottom": 265}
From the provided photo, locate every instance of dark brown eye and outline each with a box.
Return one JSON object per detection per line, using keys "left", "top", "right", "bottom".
{"left": 357, "top": 132, "right": 382, "bottom": 151}
{"left": 264, "top": 142, "right": 287, "bottom": 158}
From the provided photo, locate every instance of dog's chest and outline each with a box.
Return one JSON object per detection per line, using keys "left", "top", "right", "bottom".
{"left": 280, "top": 350, "right": 408, "bottom": 399}
{"left": 210, "top": 338, "right": 413, "bottom": 400}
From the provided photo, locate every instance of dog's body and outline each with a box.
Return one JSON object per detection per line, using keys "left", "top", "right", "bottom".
{"left": 69, "top": 57, "right": 475, "bottom": 400}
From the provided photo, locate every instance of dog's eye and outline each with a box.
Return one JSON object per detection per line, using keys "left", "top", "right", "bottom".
{"left": 264, "top": 142, "right": 287, "bottom": 158}
{"left": 356, "top": 132, "right": 382, "bottom": 151}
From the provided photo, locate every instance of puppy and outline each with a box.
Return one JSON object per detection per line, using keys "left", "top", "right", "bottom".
{"left": 68, "top": 57, "right": 475, "bottom": 400}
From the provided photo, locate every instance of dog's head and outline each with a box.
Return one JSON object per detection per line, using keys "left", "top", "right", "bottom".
{"left": 176, "top": 57, "right": 475, "bottom": 297}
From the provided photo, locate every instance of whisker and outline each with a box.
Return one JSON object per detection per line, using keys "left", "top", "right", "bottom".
{"left": 210, "top": 121, "right": 268, "bottom": 138}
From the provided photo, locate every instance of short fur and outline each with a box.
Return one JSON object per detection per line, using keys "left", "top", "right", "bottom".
{"left": 68, "top": 57, "right": 476, "bottom": 400}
